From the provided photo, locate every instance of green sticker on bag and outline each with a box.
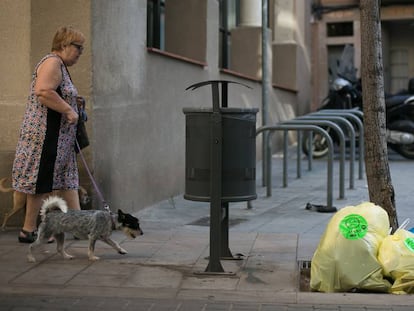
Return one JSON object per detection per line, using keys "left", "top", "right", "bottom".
{"left": 339, "top": 214, "right": 368, "bottom": 240}
{"left": 404, "top": 238, "right": 414, "bottom": 253}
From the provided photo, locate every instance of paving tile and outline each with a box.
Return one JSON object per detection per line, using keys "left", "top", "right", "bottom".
{"left": 231, "top": 303, "right": 266, "bottom": 311}
{"left": 177, "top": 301, "right": 208, "bottom": 311}
{"left": 123, "top": 265, "right": 183, "bottom": 288}
{"left": 147, "top": 240, "right": 208, "bottom": 266}
{"left": 260, "top": 304, "right": 288, "bottom": 311}
{"left": 204, "top": 302, "right": 231, "bottom": 311}
{"left": 237, "top": 265, "right": 297, "bottom": 292}
{"left": 181, "top": 275, "right": 239, "bottom": 291}
{"left": 10, "top": 260, "right": 89, "bottom": 286}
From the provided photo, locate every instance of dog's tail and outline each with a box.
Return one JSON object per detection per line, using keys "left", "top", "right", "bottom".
{"left": 0, "top": 177, "right": 14, "bottom": 193}
{"left": 40, "top": 196, "right": 68, "bottom": 221}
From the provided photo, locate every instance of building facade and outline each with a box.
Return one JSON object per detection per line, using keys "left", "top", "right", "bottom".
{"left": 311, "top": 0, "right": 414, "bottom": 109}
{"left": 2, "top": 0, "right": 414, "bottom": 226}
{"left": 0, "top": 0, "right": 310, "bottom": 224}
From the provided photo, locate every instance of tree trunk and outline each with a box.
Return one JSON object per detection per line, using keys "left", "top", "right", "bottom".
{"left": 360, "top": 0, "right": 398, "bottom": 231}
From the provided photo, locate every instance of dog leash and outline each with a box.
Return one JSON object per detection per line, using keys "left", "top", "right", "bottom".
{"left": 75, "top": 139, "right": 110, "bottom": 211}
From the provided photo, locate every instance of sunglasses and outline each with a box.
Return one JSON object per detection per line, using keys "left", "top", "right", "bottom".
{"left": 70, "top": 42, "right": 84, "bottom": 52}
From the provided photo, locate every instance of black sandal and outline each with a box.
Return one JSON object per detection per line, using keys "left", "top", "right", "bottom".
{"left": 18, "top": 229, "right": 37, "bottom": 244}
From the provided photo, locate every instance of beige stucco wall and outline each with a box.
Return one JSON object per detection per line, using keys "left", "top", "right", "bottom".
{"left": 0, "top": 1, "right": 32, "bottom": 226}
{"left": 30, "top": 0, "right": 91, "bottom": 95}
{"left": 0, "top": 0, "right": 31, "bottom": 150}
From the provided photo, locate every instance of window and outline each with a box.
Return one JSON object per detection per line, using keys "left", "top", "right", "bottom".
{"left": 327, "top": 22, "right": 353, "bottom": 37}
{"left": 147, "top": 0, "right": 207, "bottom": 64}
{"left": 147, "top": 0, "right": 165, "bottom": 49}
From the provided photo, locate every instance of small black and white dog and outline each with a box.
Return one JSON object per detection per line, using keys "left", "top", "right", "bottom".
{"left": 28, "top": 196, "right": 143, "bottom": 262}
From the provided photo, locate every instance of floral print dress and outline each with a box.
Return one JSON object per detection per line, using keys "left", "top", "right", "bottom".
{"left": 12, "top": 54, "right": 79, "bottom": 194}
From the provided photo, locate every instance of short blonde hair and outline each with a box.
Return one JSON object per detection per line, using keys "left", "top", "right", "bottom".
{"left": 51, "top": 26, "right": 85, "bottom": 52}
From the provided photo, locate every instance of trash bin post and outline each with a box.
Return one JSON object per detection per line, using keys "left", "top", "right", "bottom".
{"left": 206, "top": 81, "right": 225, "bottom": 273}
{"left": 184, "top": 80, "right": 256, "bottom": 274}
{"left": 217, "top": 81, "right": 238, "bottom": 260}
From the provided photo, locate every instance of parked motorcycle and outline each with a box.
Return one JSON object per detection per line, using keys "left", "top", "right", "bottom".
{"left": 385, "top": 88, "right": 414, "bottom": 158}
{"left": 302, "top": 74, "right": 414, "bottom": 159}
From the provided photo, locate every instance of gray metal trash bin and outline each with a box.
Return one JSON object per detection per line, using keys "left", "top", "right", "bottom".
{"left": 183, "top": 107, "right": 258, "bottom": 202}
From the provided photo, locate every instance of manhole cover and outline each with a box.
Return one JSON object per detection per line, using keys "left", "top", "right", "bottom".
{"left": 188, "top": 216, "right": 246, "bottom": 227}
{"left": 298, "top": 260, "right": 311, "bottom": 292}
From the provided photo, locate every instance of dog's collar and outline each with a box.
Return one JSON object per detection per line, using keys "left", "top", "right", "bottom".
{"left": 110, "top": 213, "right": 118, "bottom": 230}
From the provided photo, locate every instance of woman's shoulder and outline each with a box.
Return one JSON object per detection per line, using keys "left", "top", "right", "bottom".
{"left": 34, "top": 54, "right": 65, "bottom": 81}
{"left": 38, "top": 53, "right": 62, "bottom": 65}
{"left": 35, "top": 54, "right": 63, "bottom": 72}
{"left": 36, "top": 53, "right": 62, "bottom": 67}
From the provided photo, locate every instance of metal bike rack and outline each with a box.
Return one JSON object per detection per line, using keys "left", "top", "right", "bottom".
{"left": 256, "top": 124, "right": 334, "bottom": 209}
{"left": 297, "top": 115, "right": 356, "bottom": 190}
{"left": 321, "top": 108, "right": 364, "bottom": 119}
{"left": 311, "top": 111, "right": 364, "bottom": 180}
{"left": 282, "top": 119, "right": 346, "bottom": 199}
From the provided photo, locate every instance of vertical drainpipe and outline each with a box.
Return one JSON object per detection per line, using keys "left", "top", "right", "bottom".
{"left": 221, "top": 0, "right": 229, "bottom": 68}
{"left": 262, "top": 0, "right": 271, "bottom": 190}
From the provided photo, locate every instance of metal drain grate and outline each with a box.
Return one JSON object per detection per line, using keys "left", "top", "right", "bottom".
{"left": 187, "top": 216, "right": 247, "bottom": 227}
{"left": 298, "top": 260, "right": 311, "bottom": 292}
{"left": 298, "top": 260, "right": 311, "bottom": 270}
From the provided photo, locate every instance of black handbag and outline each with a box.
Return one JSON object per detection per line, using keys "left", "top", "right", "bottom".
{"left": 56, "top": 86, "right": 89, "bottom": 153}
{"left": 55, "top": 55, "right": 90, "bottom": 153}
{"left": 75, "top": 100, "right": 89, "bottom": 153}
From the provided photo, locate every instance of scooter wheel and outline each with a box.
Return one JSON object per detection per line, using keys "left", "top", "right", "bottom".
{"left": 302, "top": 132, "right": 330, "bottom": 158}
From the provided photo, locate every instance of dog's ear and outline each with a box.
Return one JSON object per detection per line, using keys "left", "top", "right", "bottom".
{"left": 118, "top": 209, "right": 126, "bottom": 221}
{"left": 117, "top": 210, "right": 140, "bottom": 230}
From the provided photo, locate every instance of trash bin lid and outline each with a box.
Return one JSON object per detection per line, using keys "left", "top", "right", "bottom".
{"left": 183, "top": 107, "right": 259, "bottom": 114}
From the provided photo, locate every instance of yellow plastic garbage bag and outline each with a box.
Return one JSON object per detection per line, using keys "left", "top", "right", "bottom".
{"left": 310, "top": 202, "right": 391, "bottom": 293}
{"left": 378, "top": 228, "right": 414, "bottom": 294}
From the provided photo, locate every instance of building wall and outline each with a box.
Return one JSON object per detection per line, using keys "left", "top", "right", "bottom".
{"left": 91, "top": 0, "right": 300, "bottom": 211}
{"left": 0, "top": 0, "right": 310, "bottom": 226}
{"left": 0, "top": 0, "right": 31, "bottom": 152}
{"left": 311, "top": 1, "right": 414, "bottom": 108}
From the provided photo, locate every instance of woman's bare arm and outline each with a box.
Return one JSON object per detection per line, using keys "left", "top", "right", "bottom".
{"left": 34, "top": 57, "right": 78, "bottom": 124}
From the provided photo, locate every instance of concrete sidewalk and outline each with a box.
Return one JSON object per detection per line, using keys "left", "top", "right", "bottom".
{"left": 1, "top": 150, "right": 414, "bottom": 310}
